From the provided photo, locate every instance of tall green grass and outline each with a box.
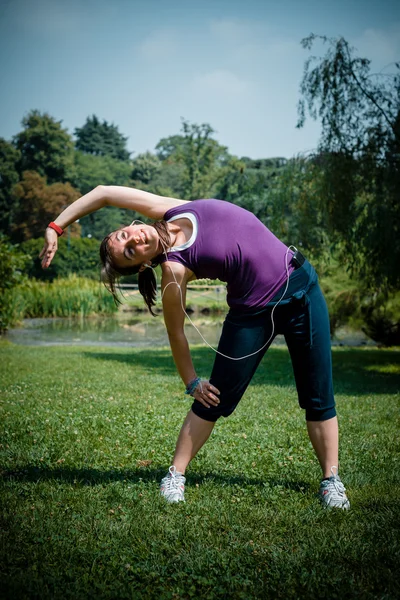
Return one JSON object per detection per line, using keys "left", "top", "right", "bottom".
{"left": 11, "top": 275, "right": 118, "bottom": 320}
{"left": 124, "top": 284, "right": 228, "bottom": 314}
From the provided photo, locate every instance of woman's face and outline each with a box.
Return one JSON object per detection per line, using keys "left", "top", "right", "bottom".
{"left": 109, "top": 224, "right": 160, "bottom": 270}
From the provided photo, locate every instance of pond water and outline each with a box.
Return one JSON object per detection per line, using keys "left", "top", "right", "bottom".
{"left": 5, "top": 315, "right": 225, "bottom": 348}
{"left": 5, "top": 314, "right": 375, "bottom": 348}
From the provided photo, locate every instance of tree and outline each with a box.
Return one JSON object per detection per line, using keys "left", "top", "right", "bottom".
{"left": 74, "top": 115, "right": 130, "bottom": 161}
{"left": 180, "top": 120, "right": 233, "bottom": 199}
{"left": 0, "top": 235, "right": 28, "bottom": 332}
{"left": 21, "top": 236, "right": 102, "bottom": 281}
{"left": 155, "top": 135, "right": 185, "bottom": 161}
{"left": 266, "top": 157, "right": 332, "bottom": 267}
{"left": 70, "top": 151, "right": 133, "bottom": 239}
{"left": 0, "top": 138, "right": 21, "bottom": 234}
{"left": 130, "top": 150, "right": 183, "bottom": 198}
{"left": 147, "top": 161, "right": 186, "bottom": 198}
{"left": 298, "top": 35, "right": 398, "bottom": 158}
{"left": 157, "top": 120, "right": 241, "bottom": 200}
{"left": 71, "top": 151, "right": 132, "bottom": 195}
{"left": 13, "top": 110, "right": 74, "bottom": 184}
{"left": 11, "top": 171, "right": 80, "bottom": 242}
{"left": 215, "top": 156, "right": 287, "bottom": 225}
{"left": 297, "top": 34, "right": 400, "bottom": 291}
{"left": 131, "top": 152, "right": 161, "bottom": 185}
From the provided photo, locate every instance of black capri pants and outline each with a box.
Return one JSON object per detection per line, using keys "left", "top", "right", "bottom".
{"left": 191, "top": 260, "right": 336, "bottom": 423}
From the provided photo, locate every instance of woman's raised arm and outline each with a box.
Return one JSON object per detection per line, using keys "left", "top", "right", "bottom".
{"left": 101, "top": 186, "right": 189, "bottom": 220}
{"left": 49, "top": 185, "right": 188, "bottom": 232}
{"left": 40, "top": 185, "right": 107, "bottom": 268}
{"left": 40, "top": 185, "right": 189, "bottom": 269}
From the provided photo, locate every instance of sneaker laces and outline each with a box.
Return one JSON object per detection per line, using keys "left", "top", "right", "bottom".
{"left": 324, "top": 466, "right": 347, "bottom": 503}
{"left": 329, "top": 476, "right": 346, "bottom": 498}
{"left": 162, "top": 466, "right": 184, "bottom": 493}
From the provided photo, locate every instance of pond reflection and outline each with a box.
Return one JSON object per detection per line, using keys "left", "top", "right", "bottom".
{"left": 6, "top": 315, "right": 226, "bottom": 347}
{"left": 6, "top": 315, "right": 374, "bottom": 348}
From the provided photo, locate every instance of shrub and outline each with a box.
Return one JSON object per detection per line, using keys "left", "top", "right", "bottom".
{"left": 319, "top": 265, "right": 363, "bottom": 336}
{"left": 0, "top": 236, "right": 29, "bottom": 332}
{"left": 21, "top": 236, "right": 102, "bottom": 281}
{"left": 361, "top": 292, "right": 400, "bottom": 346}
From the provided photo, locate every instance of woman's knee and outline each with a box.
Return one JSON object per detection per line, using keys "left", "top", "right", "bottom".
{"left": 191, "top": 388, "right": 243, "bottom": 421}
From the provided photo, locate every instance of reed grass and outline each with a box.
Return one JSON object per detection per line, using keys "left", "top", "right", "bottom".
{"left": 11, "top": 275, "right": 117, "bottom": 320}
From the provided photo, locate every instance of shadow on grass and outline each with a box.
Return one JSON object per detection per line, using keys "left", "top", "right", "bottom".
{"left": 84, "top": 347, "right": 400, "bottom": 396}
{"left": 83, "top": 348, "right": 179, "bottom": 376}
{"left": 1, "top": 464, "right": 311, "bottom": 493}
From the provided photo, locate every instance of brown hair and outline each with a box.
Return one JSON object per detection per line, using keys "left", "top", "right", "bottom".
{"left": 100, "top": 220, "right": 171, "bottom": 316}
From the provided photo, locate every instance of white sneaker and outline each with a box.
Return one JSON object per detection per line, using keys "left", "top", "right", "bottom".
{"left": 160, "top": 466, "right": 186, "bottom": 503}
{"left": 319, "top": 466, "right": 350, "bottom": 510}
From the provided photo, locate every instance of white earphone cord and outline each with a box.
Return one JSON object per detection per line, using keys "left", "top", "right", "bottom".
{"left": 130, "top": 219, "right": 297, "bottom": 362}
{"left": 161, "top": 247, "right": 298, "bottom": 362}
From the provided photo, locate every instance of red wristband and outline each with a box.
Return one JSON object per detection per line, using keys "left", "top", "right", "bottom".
{"left": 48, "top": 222, "right": 64, "bottom": 236}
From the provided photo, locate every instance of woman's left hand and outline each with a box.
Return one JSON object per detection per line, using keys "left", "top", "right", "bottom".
{"left": 192, "top": 380, "right": 220, "bottom": 409}
{"left": 39, "top": 228, "right": 59, "bottom": 269}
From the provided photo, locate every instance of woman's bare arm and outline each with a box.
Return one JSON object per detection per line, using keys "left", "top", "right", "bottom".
{"left": 161, "top": 262, "right": 220, "bottom": 408}
{"left": 40, "top": 186, "right": 189, "bottom": 269}
{"left": 162, "top": 262, "right": 196, "bottom": 385}
{"left": 50, "top": 185, "right": 189, "bottom": 231}
{"left": 101, "top": 186, "right": 190, "bottom": 220}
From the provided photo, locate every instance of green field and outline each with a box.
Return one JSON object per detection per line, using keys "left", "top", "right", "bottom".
{"left": 0, "top": 341, "right": 399, "bottom": 599}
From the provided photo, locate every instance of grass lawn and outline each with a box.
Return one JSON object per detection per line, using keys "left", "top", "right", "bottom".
{"left": 0, "top": 341, "right": 399, "bottom": 599}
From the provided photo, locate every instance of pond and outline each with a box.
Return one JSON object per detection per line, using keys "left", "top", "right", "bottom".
{"left": 5, "top": 315, "right": 225, "bottom": 348}
{"left": 5, "top": 314, "right": 375, "bottom": 348}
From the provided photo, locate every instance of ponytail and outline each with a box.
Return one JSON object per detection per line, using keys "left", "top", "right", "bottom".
{"left": 138, "top": 266, "right": 158, "bottom": 315}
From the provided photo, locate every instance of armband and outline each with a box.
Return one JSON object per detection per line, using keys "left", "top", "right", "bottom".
{"left": 185, "top": 377, "right": 201, "bottom": 396}
{"left": 47, "top": 222, "right": 64, "bottom": 236}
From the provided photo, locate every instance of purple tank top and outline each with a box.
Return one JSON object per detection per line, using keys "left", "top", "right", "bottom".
{"left": 162, "top": 199, "right": 294, "bottom": 310}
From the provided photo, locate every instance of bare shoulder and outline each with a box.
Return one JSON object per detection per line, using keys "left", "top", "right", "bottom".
{"left": 161, "top": 198, "right": 191, "bottom": 214}
{"left": 161, "top": 260, "right": 191, "bottom": 286}
{"left": 164, "top": 198, "right": 191, "bottom": 208}
{"left": 149, "top": 196, "right": 191, "bottom": 220}
{"left": 161, "top": 261, "right": 196, "bottom": 298}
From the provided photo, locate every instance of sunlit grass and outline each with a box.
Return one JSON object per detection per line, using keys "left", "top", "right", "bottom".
{"left": 0, "top": 342, "right": 399, "bottom": 599}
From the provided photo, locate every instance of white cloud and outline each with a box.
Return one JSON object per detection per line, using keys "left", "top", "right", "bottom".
{"left": 139, "top": 30, "right": 179, "bottom": 61}
{"left": 352, "top": 22, "right": 400, "bottom": 69}
{"left": 209, "top": 18, "right": 262, "bottom": 45}
{"left": 190, "top": 69, "right": 252, "bottom": 97}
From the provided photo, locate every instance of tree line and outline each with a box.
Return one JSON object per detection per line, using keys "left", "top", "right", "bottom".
{"left": 0, "top": 35, "right": 399, "bottom": 342}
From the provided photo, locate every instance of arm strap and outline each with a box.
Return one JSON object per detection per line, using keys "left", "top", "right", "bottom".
{"left": 47, "top": 222, "right": 64, "bottom": 236}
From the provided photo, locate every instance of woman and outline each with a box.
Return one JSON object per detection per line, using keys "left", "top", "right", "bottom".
{"left": 41, "top": 185, "right": 350, "bottom": 509}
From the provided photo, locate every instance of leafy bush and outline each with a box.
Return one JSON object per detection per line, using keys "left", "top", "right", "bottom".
{"left": 0, "top": 236, "right": 29, "bottom": 332}
{"left": 319, "top": 265, "right": 363, "bottom": 336}
{"left": 21, "top": 236, "right": 102, "bottom": 281}
{"left": 320, "top": 266, "right": 400, "bottom": 345}
{"left": 361, "top": 292, "right": 400, "bottom": 346}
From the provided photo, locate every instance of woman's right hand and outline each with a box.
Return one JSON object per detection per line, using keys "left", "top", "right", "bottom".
{"left": 39, "top": 228, "right": 59, "bottom": 269}
{"left": 192, "top": 379, "right": 220, "bottom": 409}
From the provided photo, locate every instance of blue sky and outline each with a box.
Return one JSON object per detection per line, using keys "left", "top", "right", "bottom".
{"left": 0, "top": 0, "right": 399, "bottom": 160}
